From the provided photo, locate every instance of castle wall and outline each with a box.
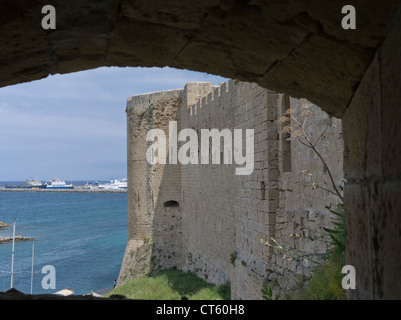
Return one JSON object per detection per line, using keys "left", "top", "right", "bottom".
{"left": 120, "top": 80, "right": 344, "bottom": 299}
{"left": 179, "top": 82, "right": 236, "bottom": 285}
{"left": 230, "top": 81, "right": 280, "bottom": 299}
{"left": 270, "top": 96, "right": 344, "bottom": 297}
{"left": 119, "top": 89, "right": 184, "bottom": 283}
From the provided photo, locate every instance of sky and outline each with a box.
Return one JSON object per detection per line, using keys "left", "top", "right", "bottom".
{"left": 0, "top": 67, "right": 227, "bottom": 181}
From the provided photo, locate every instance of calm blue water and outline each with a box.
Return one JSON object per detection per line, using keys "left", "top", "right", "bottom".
{"left": 0, "top": 186, "right": 128, "bottom": 295}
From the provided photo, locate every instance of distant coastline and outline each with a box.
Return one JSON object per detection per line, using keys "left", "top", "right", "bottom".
{"left": 0, "top": 180, "right": 128, "bottom": 193}
{"left": 0, "top": 187, "right": 126, "bottom": 193}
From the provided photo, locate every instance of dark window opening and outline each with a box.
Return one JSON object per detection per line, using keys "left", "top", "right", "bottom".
{"left": 164, "top": 200, "right": 179, "bottom": 208}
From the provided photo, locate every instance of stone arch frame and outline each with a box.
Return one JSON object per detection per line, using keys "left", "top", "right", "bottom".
{"left": 0, "top": 0, "right": 400, "bottom": 299}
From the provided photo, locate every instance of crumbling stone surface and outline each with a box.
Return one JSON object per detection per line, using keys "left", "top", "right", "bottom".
{"left": 1, "top": 0, "right": 400, "bottom": 116}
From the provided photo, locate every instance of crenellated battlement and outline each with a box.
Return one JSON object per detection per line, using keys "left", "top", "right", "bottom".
{"left": 184, "top": 80, "right": 235, "bottom": 119}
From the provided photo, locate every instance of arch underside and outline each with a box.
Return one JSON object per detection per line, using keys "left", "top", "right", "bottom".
{"left": 1, "top": 0, "right": 400, "bottom": 117}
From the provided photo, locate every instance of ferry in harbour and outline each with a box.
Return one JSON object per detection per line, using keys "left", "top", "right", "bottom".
{"left": 98, "top": 178, "right": 127, "bottom": 190}
{"left": 5, "top": 179, "right": 46, "bottom": 189}
{"left": 46, "top": 178, "right": 74, "bottom": 189}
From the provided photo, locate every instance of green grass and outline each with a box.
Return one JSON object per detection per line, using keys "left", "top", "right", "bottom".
{"left": 105, "top": 268, "right": 231, "bottom": 300}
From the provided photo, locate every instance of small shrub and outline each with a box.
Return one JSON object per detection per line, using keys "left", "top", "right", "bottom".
{"left": 297, "top": 203, "right": 346, "bottom": 300}
{"left": 297, "top": 256, "right": 346, "bottom": 300}
{"left": 261, "top": 285, "right": 279, "bottom": 300}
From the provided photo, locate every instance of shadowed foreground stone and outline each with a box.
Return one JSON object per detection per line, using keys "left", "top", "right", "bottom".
{"left": 1, "top": 0, "right": 400, "bottom": 117}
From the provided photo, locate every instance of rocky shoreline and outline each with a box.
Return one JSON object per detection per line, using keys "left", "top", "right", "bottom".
{"left": 0, "top": 222, "right": 34, "bottom": 244}
{"left": 0, "top": 221, "right": 10, "bottom": 230}
{"left": 0, "top": 235, "right": 35, "bottom": 244}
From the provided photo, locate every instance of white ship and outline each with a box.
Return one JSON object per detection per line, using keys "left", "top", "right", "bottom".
{"left": 46, "top": 178, "right": 74, "bottom": 189}
{"left": 83, "top": 181, "right": 98, "bottom": 190}
{"left": 98, "top": 178, "right": 127, "bottom": 190}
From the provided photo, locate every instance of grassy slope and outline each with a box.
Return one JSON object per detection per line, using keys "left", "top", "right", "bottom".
{"left": 105, "top": 268, "right": 230, "bottom": 300}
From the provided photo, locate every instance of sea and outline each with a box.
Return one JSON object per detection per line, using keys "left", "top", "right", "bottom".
{"left": 0, "top": 181, "right": 128, "bottom": 295}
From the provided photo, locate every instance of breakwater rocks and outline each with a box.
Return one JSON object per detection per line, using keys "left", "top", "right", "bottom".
{"left": 0, "top": 235, "right": 35, "bottom": 244}
{"left": 0, "top": 187, "right": 126, "bottom": 193}
{"left": 0, "top": 221, "right": 10, "bottom": 230}
{"left": 0, "top": 222, "right": 35, "bottom": 244}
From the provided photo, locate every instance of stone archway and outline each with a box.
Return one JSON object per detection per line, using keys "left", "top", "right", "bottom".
{"left": 1, "top": 0, "right": 400, "bottom": 299}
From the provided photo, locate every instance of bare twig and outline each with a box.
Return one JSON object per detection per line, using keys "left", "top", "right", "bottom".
{"left": 289, "top": 111, "right": 343, "bottom": 202}
{"left": 314, "top": 125, "right": 328, "bottom": 147}
{"left": 262, "top": 237, "right": 322, "bottom": 265}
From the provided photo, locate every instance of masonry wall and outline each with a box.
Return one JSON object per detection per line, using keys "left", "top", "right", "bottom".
{"left": 120, "top": 80, "right": 344, "bottom": 299}
{"left": 343, "top": 14, "right": 401, "bottom": 299}
{"left": 270, "top": 96, "right": 344, "bottom": 297}
{"left": 231, "top": 82, "right": 280, "bottom": 299}
{"left": 178, "top": 82, "right": 237, "bottom": 285}
{"left": 118, "top": 89, "right": 184, "bottom": 283}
